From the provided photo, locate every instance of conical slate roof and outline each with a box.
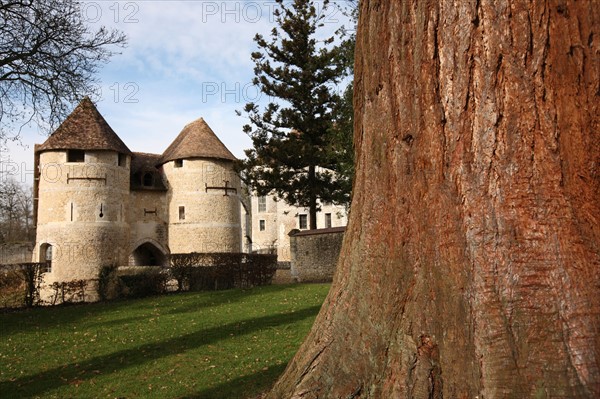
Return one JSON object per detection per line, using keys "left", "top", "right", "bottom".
{"left": 159, "top": 118, "right": 236, "bottom": 164}
{"left": 36, "top": 97, "right": 131, "bottom": 154}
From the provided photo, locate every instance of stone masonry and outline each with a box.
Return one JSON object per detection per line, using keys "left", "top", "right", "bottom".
{"left": 32, "top": 98, "right": 241, "bottom": 299}
{"left": 289, "top": 227, "right": 345, "bottom": 282}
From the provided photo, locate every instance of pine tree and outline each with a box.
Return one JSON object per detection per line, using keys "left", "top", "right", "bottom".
{"left": 238, "top": 0, "right": 346, "bottom": 229}
{"left": 325, "top": 3, "right": 357, "bottom": 208}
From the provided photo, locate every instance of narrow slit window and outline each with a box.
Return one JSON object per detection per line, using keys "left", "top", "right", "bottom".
{"left": 179, "top": 206, "right": 185, "bottom": 220}
{"left": 259, "top": 220, "right": 266, "bottom": 231}
{"left": 44, "top": 245, "right": 53, "bottom": 273}
{"left": 325, "top": 213, "right": 332, "bottom": 228}
{"left": 118, "top": 153, "right": 126, "bottom": 166}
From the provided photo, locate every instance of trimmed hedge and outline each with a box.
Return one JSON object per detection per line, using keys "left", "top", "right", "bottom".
{"left": 0, "top": 253, "right": 278, "bottom": 308}
{"left": 47, "top": 280, "right": 90, "bottom": 305}
{"left": 97, "top": 252, "right": 277, "bottom": 301}
{"left": 169, "top": 252, "right": 277, "bottom": 292}
{"left": 118, "top": 268, "right": 168, "bottom": 298}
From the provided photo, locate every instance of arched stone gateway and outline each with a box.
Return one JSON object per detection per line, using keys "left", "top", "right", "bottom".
{"left": 129, "top": 241, "right": 168, "bottom": 267}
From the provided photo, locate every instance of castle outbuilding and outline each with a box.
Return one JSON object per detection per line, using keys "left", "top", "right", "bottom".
{"left": 33, "top": 98, "right": 242, "bottom": 292}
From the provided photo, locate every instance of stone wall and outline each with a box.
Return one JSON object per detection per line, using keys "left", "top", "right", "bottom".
{"left": 35, "top": 150, "right": 131, "bottom": 286}
{"left": 251, "top": 195, "right": 348, "bottom": 262}
{"left": 0, "top": 242, "right": 35, "bottom": 264}
{"left": 163, "top": 158, "right": 242, "bottom": 253}
{"left": 251, "top": 194, "right": 280, "bottom": 255}
{"left": 129, "top": 190, "right": 169, "bottom": 257}
{"left": 289, "top": 227, "right": 345, "bottom": 283}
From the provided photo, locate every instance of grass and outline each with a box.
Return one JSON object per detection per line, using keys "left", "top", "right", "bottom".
{"left": 0, "top": 283, "right": 330, "bottom": 399}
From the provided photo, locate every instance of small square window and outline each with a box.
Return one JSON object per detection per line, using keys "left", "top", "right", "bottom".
{"left": 325, "top": 213, "right": 332, "bottom": 228}
{"left": 259, "top": 220, "right": 266, "bottom": 231}
{"left": 299, "top": 214, "right": 307, "bottom": 229}
{"left": 174, "top": 159, "right": 183, "bottom": 168}
{"left": 118, "top": 153, "right": 126, "bottom": 166}
{"left": 179, "top": 206, "right": 185, "bottom": 220}
{"left": 67, "top": 150, "right": 85, "bottom": 163}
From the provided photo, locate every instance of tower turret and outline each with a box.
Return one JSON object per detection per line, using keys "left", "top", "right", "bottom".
{"left": 34, "top": 98, "right": 132, "bottom": 293}
{"left": 159, "top": 118, "right": 241, "bottom": 253}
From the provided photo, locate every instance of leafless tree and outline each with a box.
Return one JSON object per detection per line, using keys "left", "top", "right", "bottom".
{"left": 0, "top": 0, "right": 126, "bottom": 142}
{"left": 0, "top": 177, "right": 33, "bottom": 242}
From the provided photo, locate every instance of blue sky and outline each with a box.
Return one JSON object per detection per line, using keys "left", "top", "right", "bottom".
{"left": 2, "top": 0, "right": 353, "bottom": 185}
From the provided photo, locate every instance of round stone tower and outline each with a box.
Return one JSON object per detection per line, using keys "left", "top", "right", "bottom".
{"left": 159, "top": 118, "right": 241, "bottom": 254}
{"left": 33, "top": 97, "right": 132, "bottom": 289}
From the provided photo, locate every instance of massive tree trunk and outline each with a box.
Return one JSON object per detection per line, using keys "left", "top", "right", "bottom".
{"left": 269, "top": 1, "right": 599, "bottom": 397}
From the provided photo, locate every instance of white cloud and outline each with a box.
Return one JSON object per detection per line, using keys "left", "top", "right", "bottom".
{"left": 3, "top": 1, "right": 352, "bottom": 185}
{"left": 96, "top": 1, "right": 274, "bottom": 83}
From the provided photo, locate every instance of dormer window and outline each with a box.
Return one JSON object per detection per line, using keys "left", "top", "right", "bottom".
{"left": 142, "top": 172, "right": 154, "bottom": 187}
{"left": 174, "top": 159, "right": 183, "bottom": 168}
{"left": 67, "top": 150, "right": 85, "bottom": 162}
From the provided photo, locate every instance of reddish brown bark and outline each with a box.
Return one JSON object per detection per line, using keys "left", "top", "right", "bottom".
{"left": 268, "top": 1, "right": 599, "bottom": 398}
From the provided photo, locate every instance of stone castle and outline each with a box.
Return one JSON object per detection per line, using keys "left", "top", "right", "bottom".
{"left": 33, "top": 97, "right": 242, "bottom": 287}
{"left": 30, "top": 97, "right": 348, "bottom": 293}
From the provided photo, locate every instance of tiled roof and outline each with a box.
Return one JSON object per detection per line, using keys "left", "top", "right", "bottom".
{"left": 36, "top": 97, "right": 131, "bottom": 154}
{"left": 159, "top": 118, "right": 236, "bottom": 164}
{"left": 130, "top": 152, "right": 161, "bottom": 173}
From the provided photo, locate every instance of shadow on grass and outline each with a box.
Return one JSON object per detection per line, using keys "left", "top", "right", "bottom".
{"left": 184, "top": 363, "right": 286, "bottom": 399}
{"left": 82, "top": 285, "right": 299, "bottom": 331}
{"left": 164, "top": 284, "right": 297, "bottom": 317}
{"left": 0, "top": 298, "right": 147, "bottom": 336}
{"left": 0, "top": 305, "right": 320, "bottom": 398}
{"left": 85, "top": 285, "right": 299, "bottom": 330}
{"left": 0, "top": 285, "right": 298, "bottom": 335}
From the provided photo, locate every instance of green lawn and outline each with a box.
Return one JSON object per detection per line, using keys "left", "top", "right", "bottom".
{"left": 0, "top": 284, "right": 330, "bottom": 399}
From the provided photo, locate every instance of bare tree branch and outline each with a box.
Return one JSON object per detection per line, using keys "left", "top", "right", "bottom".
{"left": 0, "top": 0, "right": 127, "bottom": 142}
